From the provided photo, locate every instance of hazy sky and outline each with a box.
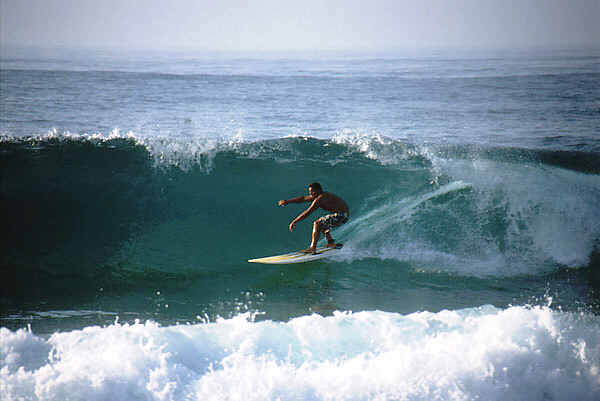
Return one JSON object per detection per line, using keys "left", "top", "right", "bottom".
{"left": 1, "top": 0, "right": 599, "bottom": 52}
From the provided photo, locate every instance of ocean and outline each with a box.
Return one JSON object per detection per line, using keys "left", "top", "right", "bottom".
{"left": 1, "top": 47, "right": 600, "bottom": 400}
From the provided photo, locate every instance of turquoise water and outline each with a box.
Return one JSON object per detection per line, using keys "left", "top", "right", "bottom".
{"left": 1, "top": 48, "right": 600, "bottom": 400}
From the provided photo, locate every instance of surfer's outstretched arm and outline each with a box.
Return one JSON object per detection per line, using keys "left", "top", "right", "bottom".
{"left": 278, "top": 195, "right": 313, "bottom": 206}
{"left": 289, "top": 199, "right": 320, "bottom": 231}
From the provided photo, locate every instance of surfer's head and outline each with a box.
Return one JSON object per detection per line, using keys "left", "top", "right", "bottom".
{"left": 308, "top": 182, "right": 323, "bottom": 196}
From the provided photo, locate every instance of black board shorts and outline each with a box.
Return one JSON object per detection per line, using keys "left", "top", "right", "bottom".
{"left": 319, "top": 212, "right": 349, "bottom": 233}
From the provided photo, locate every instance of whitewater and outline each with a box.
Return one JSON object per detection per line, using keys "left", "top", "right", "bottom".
{"left": 2, "top": 306, "right": 599, "bottom": 401}
{"left": 1, "top": 48, "right": 600, "bottom": 400}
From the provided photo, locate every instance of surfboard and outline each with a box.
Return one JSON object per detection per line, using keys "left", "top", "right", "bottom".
{"left": 248, "top": 244, "right": 343, "bottom": 264}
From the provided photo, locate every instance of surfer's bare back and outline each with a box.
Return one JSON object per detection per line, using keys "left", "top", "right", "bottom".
{"left": 278, "top": 182, "right": 349, "bottom": 254}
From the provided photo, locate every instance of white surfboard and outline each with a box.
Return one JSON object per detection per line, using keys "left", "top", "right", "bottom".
{"left": 248, "top": 245, "right": 343, "bottom": 264}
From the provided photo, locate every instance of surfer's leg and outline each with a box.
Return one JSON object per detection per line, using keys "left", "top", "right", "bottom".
{"left": 324, "top": 231, "right": 336, "bottom": 247}
{"left": 301, "top": 223, "right": 320, "bottom": 254}
{"left": 309, "top": 219, "right": 322, "bottom": 251}
{"left": 322, "top": 213, "right": 348, "bottom": 248}
{"left": 318, "top": 214, "right": 334, "bottom": 247}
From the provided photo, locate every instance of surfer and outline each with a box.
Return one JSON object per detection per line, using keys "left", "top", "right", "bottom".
{"left": 278, "top": 182, "right": 349, "bottom": 254}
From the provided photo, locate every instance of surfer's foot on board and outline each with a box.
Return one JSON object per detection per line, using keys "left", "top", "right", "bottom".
{"left": 301, "top": 247, "right": 317, "bottom": 254}
{"left": 327, "top": 241, "right": 343, "bottom": 249}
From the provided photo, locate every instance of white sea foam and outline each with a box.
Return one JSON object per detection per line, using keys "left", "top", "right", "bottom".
{"left": 328, "top": 133, "right": 600, "bottom": 275}
{"left": 331, "top": 130, "right": 423, "bottom": 166}
{"left": 7, "top": 129, "right": 231, "bottom": 172}
{"left": 19, "top": 129, "right": 421, "bottom": 172}
{"left": 1, "top": 306, "right": 599, "bottom": 401}
{"left": 439, "top": 157, "right": 600, "bottom": 270}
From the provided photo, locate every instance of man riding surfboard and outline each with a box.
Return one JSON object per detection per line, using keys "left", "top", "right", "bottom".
{"left": 278, "top": 182, "right": 349, "bottom": 254}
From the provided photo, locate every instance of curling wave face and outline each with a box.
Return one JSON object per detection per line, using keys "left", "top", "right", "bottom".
{"left": 2, "top": 132, "right": 598, "bottom": 278}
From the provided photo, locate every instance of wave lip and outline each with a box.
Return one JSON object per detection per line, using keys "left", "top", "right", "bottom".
{"left": 1, "top": 306, "right": 599, "bottom": 401}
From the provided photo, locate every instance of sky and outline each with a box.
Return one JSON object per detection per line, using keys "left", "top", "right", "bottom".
{"left": 1, "top": 0, "right": 599, "bottom": 52}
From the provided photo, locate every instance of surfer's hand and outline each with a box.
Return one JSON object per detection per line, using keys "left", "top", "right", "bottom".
{"left": 289, "top": 221, "right": 296, "bottom": 231}
{"left": 278, "top": 200, "right": 287, "bottom": 207}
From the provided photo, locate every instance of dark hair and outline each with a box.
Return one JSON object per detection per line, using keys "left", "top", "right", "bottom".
{"left": 308, "top": 182, "right": 323, "bottom": 194}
